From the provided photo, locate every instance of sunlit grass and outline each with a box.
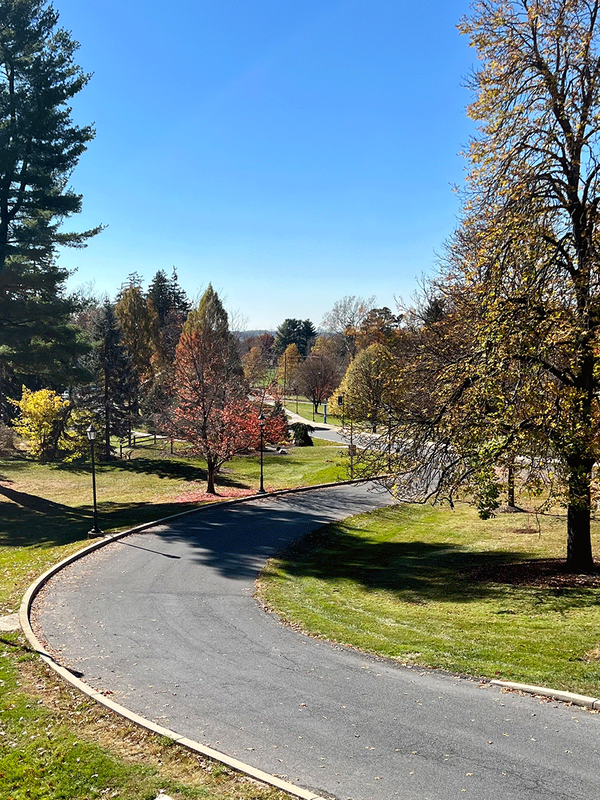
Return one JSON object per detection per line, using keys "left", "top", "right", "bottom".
{"left": 281, "top": 398, "right": 343, "bottom": 426}
{"left": 258, "top": 501, "right": 600, "bottom": 696}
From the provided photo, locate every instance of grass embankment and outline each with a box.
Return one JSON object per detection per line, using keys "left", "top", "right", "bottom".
{"left": 280, "top": 398, "right": 343, "bottom": 426}
{"left": 0, "top": 439, "right": 347, "bottom": 800}
{"left": 258, "top": 501, "right": 600, "bottom": 697}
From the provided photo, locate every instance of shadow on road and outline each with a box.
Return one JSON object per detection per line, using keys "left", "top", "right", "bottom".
{"left": 142, "top": 488, "right": 397, "bottom": 583}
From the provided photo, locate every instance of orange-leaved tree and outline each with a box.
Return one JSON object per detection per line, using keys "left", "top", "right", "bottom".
{"left": 173, "top": 285, "right": 286, "bottom": 493}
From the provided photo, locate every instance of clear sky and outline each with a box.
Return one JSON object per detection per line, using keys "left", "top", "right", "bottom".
{"left": 55, "top": 0, "right": 476, "bottom": 330}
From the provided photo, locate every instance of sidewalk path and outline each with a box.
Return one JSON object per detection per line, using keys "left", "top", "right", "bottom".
{"left": 31, "top": 484, "right": 600, "bottom": 800}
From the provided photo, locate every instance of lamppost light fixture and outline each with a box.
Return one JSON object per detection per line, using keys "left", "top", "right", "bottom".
{"left": 258, "top": 410, "right": 265, "bottom": 426}
{"left": 86, "top": 424, "right": 97, "bottom": 441}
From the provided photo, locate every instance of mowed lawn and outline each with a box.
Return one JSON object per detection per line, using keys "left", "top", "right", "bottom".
{"left": 258, "top": 501, "right": 600, "bottom": 697}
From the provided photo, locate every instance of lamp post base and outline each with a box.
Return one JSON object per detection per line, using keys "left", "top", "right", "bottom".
{"left": 88, "top": 527, "right": 104, "bottom": 539}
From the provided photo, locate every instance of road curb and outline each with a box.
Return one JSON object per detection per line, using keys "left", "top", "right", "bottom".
{"left": 20, "top": 480, "right": 380, "bottom": 800}
{"left": 490, "top": 680, "right": 600, "bottom": 709}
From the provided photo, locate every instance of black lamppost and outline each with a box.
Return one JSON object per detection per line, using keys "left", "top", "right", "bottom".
{"left": 258, "top": 411, "right": 266, "bottom": 494}
{"left": 349, "top": 403, "right": 355, "bottom": 480}
{"left": 86, "top": 424, "right": 103, "bottom": 538}
{"left": 385, "top": 404, "right": 393, "bottom": 471}
{"left": 337, "top": 393, "right": 344, "bottom": 428}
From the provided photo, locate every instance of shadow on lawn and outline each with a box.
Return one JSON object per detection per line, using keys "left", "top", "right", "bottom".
{"left": 48, "top": 456, "right": 206, "bottom": 482}
{"left": 51, "top": 456, "right": 250, "bottom": 490}
{"left": 0, "top": 495, "right": 198, "bottom": 548}
{"left": 268, "top": 525, "right": 532, "bottom": 604}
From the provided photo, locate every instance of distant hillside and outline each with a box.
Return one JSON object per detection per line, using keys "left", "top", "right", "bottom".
{"left": 235, "top": 329, "right": 276, "bottom": 339}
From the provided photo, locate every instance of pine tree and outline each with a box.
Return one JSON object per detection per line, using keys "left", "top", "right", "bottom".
{"left": 273, "top": 318, "right": 316, "bottom": 356}
{"left": 0, "top": 0, "right": 100, "bottom": 411}
{"left": 91, "top": 302, "right": 137, "bottom": 459}
{"left": 147, "top": 267, "right": 190, "bottom": 363}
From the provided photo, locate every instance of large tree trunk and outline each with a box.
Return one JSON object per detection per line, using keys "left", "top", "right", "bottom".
{"left": 566, "top": 461, "right": 595, "bottom": 572}
{"left": 206, "top": 458, "right": 217, "bottom": 494}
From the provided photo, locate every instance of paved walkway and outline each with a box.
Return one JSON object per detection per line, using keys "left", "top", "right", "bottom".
{"left": 30, "top": 485, "right": 600, "bottom": 800}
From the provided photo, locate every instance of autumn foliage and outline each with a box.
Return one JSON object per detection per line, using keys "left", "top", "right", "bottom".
{"left": 172, "top": 287, "right": 287, "bottom": 493}
{"left": 10, "top": 387, "right": 92, "bottom": 462}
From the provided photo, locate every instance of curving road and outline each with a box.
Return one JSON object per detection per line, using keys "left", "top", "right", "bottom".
{"left": 32, "top": 484, "right": 600, "bottom": 800}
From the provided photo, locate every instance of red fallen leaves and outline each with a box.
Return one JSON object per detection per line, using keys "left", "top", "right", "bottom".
{"left": 172, "top": 487, "right": 256, "bottom": 503}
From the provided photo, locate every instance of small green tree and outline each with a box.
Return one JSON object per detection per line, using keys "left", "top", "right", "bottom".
{"left": 290, "top": 422, "right": 314, "bottom": 447}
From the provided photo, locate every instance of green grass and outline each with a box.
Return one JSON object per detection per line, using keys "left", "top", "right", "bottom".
{"left": 281, "top": 398, "right": 343, "bottom": 426}
{"left": 0, "top": 442, "right": 349, "bottom": 800}
{"left": 226, "top": 438, "right": 348, "bottom": 490}
{"left": 1, "top": 632, "right": 288, "bottom": 800}
{"left": 257, "top": 501, "right": 600, "bottom": 697}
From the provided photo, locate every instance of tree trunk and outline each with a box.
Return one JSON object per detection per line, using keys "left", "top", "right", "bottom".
{"left": 104, "top": 369, "right": 111, "bottom": 461}
{"left": 206, "top": 460, "right": 217, "bottom": 494}
{"left": 566, "top": 462, "right": 595, "bottom": 572}
{"left": 507, "top": 465, "right": 515, "bottom": 508}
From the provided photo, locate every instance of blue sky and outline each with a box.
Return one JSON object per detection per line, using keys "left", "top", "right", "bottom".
{"left": 56, "top": 0, "right": 476, "bottom": 329}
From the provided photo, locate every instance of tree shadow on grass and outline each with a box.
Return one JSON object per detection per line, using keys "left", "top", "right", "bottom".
{"left": 48, "top": 456, "right": 207, "bottom": 482}
{"left": 49, "top": 456, "right": 250, "bottom": 490}
{"left": 0, "top": 494, "right": 198, "bottom": 548}
{"left": 266, "top": 525, "right": 533, "bottom": 604}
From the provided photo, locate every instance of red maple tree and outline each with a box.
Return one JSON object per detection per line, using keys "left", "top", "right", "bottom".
{"left": 172, "top": 287, "right": 287, "bottom": 493}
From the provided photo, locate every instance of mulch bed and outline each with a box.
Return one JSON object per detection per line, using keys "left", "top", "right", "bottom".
{"left": 466, "top": 559, "right": 600, "bottom": 588}
{"left": 172, "top": 487, "right": 256, "bottom": 503}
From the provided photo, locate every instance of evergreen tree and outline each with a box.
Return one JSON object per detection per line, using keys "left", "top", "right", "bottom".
{"left": 273, "top": 318, "right": 316, "bottom": 356}
{"left": 90, "top": 302, "right": 137, "bottom": 459}
{"left": 0, "top": 0, "right": 100, "bottom": 410}
{"left": 147, "top": 267, "right": 190, "bottom": 362}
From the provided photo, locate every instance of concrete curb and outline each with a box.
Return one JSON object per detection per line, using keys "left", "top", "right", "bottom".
{"left": 20, "top": 479, "right": 381, "bottom": 800}
{"left": 491, "top": 680, "right": 600, "bottom": 710}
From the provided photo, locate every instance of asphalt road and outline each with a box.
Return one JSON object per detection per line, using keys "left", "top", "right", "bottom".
{"left": 32, "top": 484, "right": 600, "bottom": 800}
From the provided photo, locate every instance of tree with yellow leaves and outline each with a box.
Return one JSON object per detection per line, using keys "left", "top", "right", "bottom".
{"left": 10, "top": 387, "right": 92, "bottom": 461}
{"left": 359, "top": 1, "right": 600, "bottom": 571}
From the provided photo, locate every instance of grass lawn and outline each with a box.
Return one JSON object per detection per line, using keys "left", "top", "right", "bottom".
{"left": 0, "top": 440, "right": 346, "bottom": 800}
{"left": 257, "top": 501, "right": 600, "bottom": 697}
{"left": 280, "top": 398, "right": 343, "bottom": 426}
